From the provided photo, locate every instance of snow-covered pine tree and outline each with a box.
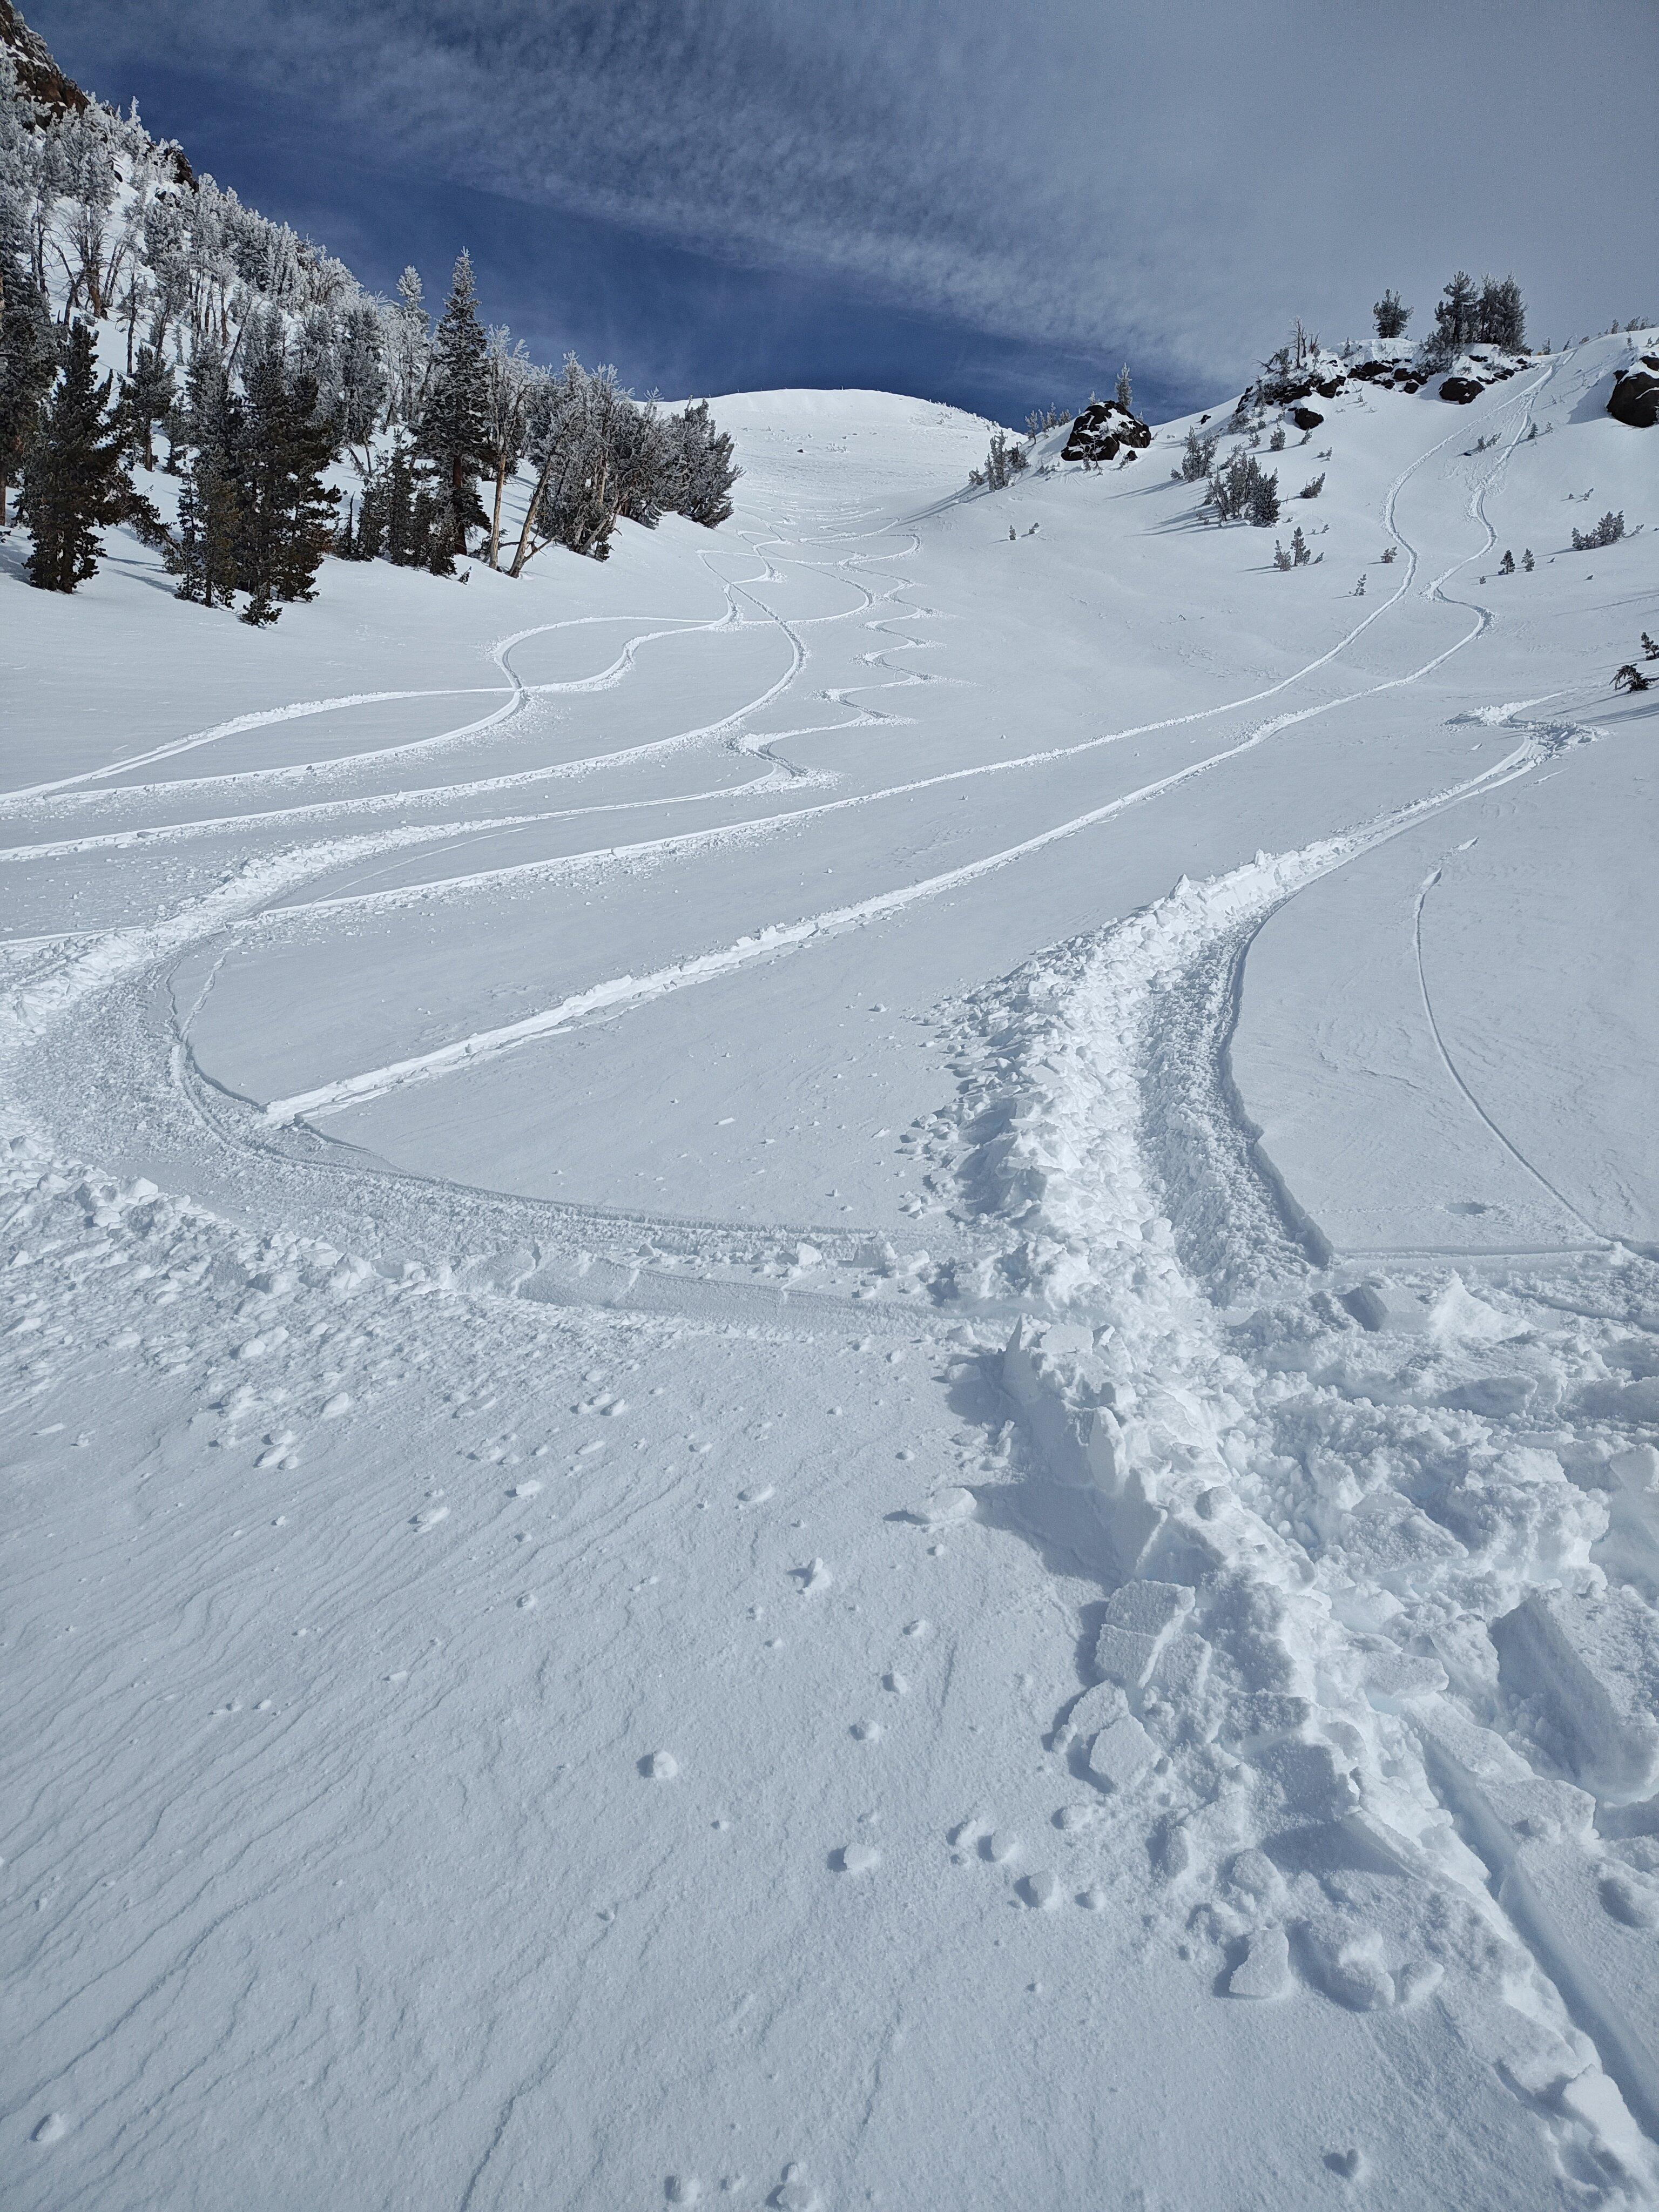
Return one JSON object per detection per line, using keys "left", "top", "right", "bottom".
{"left": 1115, "top": 363, "right": 1133, "bottom": 413}
{"left": 667, "top": 399, "right": 739, "bottom": 527}
{"left": 388, "top": 265, "right": 429, "bottom": 424}
{"left": 334, "top": 300, "right": 387, "bottom": 474}
{"left": 17, "top": 315, "right": 134, "bottom": 590}
{"left": 1372, "top": 288, "right": 1411, "bottom": 339}
{"left": 481, "top": 325, "right": 536, "bottom": 568}
{"left": 414, "top": 250, "right": 489, "bottom": 572}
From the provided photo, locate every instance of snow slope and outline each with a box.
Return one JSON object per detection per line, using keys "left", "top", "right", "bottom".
{"left": 4, "top": 347, "right": 1659, "bottom": 2211}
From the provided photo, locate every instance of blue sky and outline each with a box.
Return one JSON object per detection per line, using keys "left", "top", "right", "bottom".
{"left": 28, "top": 1, "right": 1659, "bottom": 428}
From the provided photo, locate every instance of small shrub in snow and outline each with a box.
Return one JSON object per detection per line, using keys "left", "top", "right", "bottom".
{"left": 1269, "top": 426, "right": 1286, "bottom": 451}
{"left": 1571, "top": 511, "right": 1625, "bottom": 551}
{"left": 1299, "top": 473, "right": 1325, "bottom": 500}
{"left": 1499, "top": 549, "right": 1515, "bottom": 574}
{"left": 1641, "top": 631, "right": 1658, "bottom": 659}
{"left": 1613, "top": 663, "right": 1650, "bottom": 692}
{"left": 1522, "top": 548, "right": 1534, "bottom": 571}
{"left": 1380, "top": 545, "right": 1397, "bottom": 563}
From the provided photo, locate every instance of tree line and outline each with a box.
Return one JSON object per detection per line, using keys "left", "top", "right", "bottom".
{"left": 0, "top": 58, "right": 739, "bottom": 613}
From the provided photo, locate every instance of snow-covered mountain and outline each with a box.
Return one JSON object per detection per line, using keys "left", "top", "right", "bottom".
{"left": 5, "top": 17, "right": 1659, "bottom": 2210}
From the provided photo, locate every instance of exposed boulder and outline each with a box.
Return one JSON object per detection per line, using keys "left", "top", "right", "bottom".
{"left": 1439, "top": 376, "right": 1483, "bottom": 404}
{"left": 1061, "top": 399, "right": 1152, "bottom": 464}
{"left": 1291, "top": 405, "right": 1324, "bottom": 431}
{"left": 1608, "top": 357, "right": 1659, "bottom": 430}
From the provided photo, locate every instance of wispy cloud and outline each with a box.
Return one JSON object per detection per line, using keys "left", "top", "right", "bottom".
{"left": 38, "top": 0, "right": 1659, "bottom": 385}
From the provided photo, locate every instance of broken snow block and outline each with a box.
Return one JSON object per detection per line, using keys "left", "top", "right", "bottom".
{"left": 1095, "top": 1580, "right": 1193, "bottom": 1688}
{"left": 1227, "top": 1926, "right": 1291, "bottom": 1999}
{"left": 1339, "top": 1278, "right": 1428, "bottom": 1334}
{"left": 1357, "top": 1647, "right": 1448, "bottom": 1710}
{"left": 1253, "top": 1739, "right": 1360, "bottom": 1824}
{"left": 1493, "top": 1584, "right": 1659, "bottom": 1801}
{"left": 1065, "top": 1681, "right": 1129, "bottom": 1744}
{"left": 1088, "top": 1711, "right": 1159, "bottom": 1790}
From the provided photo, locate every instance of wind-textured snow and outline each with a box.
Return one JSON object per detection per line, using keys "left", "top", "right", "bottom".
{"left": 5, "top": 350, "right": 1659, "bottom": 2210}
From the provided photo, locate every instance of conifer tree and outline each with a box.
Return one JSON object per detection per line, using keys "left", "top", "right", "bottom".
{"left": 17, "top": 318, "right": 134, "bottom": 591}
{"left": 415, "top": 250, "right": 489, "bottom": 572}
{"left": 167, "top": 342, "right": 243, "bottom": 607}
{"left": 1372, "top": 288, "right": 1411, "bottom": 340}
{"left": 119, "top": 340, "right": 174, "bottom": 470}
{"left": 234, "top": 316, "right": 341, "bottom": 624}
{"left": 0, "top": 226, "right": 58, "bottom": 528}
{"left": 1433, "top": 272, "right": 1479, "bottom": 357}
{"left": 1115, "top": 363, "right": 1134, "bottom": 413}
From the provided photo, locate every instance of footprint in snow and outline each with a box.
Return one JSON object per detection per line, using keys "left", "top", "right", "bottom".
{"left": 410, "top": 1505, "right": 448, "bottom": 1533}
{"left": 639, "top": 1751, "right": 679, "bottom": 1780}
{"left": 791, "top": 1559, "right": 832, "bottom": 1594}
{"left": 665, "top": 2177, "right": 700, "bottom": 2204}
{"left": 1019, "top": 1871, "right": 1061, "bottom": 1909}
{"left": 850, "top": 1719, "right": 882, "bottom": 1742}
{"left": 32, "top": 2114, "right": 68, "bottom": 2146}
{"left": 738, "top": 1485, "right": 774, "bottom": 1506}
{"left": 512, "top": 1480, "right": 542, "bottom": 1497}
{"left": 321, "top": 1393, "right": 351, "bottom": 1418}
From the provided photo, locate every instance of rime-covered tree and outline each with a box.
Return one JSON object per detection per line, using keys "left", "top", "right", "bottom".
{"left": 414, "top": 250, "right": 489, "bottom": 571}
{"left": 1372, "top": 288, "right": 1411, "bottom": 340}
{"left": 667, "top": 400, "right": 739, "bottom": 527}
{"left": 17, "top": 316, "right": 133, "bottom": 591}
{"left": 1114, "top": 362, "right": 1134, "bottom": 413}
{"left": 481, "top": 325, "right": 537, "bottom": 567}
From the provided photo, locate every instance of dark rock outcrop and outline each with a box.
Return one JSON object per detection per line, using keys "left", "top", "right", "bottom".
{"left": 0, "top": 0, "right": 87, "bottom": 119}
{"left": 1439, "top": 376, "right": 1483, "bottom": 404}
{"left": 1062, "top": 400, "right": 1152, "bottom": 464}
{"left": 1608, "top": 358, "right": 1659, "bottom": 430}
{"left": 1291, "top": 405, "right": 1324, "bottom": 431}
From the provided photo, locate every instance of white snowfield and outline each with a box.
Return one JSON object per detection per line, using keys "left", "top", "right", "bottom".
{"left": 4, "top": 346, "right": 1659, "bottom": 2211}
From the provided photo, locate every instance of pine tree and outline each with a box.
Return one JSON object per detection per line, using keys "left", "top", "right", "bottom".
{"left": 1115, "top": 363, "right": 1134, "bottom": 414}
{"left": 167, "top": 343, "right": 243, "bottom": 608}
{"left": 235, "top": 316, "right": 341, "bottom": 623}
{"left": 414, "top": 250, "right": 489, "bottom": 573}
{"left": 17, "top": 319, "right": 134, "bottom": 591}
{"left": 1372, "top": 288, "right": 1411, "bottom": 340}
{"left": 1476, "top": 274, "right": 1526, "bottom": 350}
{"left": 1433, "top": 272, "right": 1479, "bottom": 358}
{"left": 119, "top": 340, "right": 174, "bottom": 470}
{"left": 0, "top": 230, "right": 58, "bottom": 529}
{"left": 669, "top": 400, "right": 739, "bottom": 527}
